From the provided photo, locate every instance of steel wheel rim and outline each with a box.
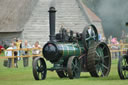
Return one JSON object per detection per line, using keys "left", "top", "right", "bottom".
{"left": 33, "top": 57, "right": 47, "bottom": 80}
{"left": 95, "top": 43, "right": 111, "bottom": 77}
{"left": 72, "top": 57, "right": 80, "bottom": 78}
{"left": 82, "top": 24, "right": 98, "bottom": 49}
{"left": 67, "top": 56, "right": 80, "bottom": 79}
{"left": 119, "top": 56, "right": 128, "bottom": 79}
{"left": 37, "top": 59, "right": 46, "bottom": 79}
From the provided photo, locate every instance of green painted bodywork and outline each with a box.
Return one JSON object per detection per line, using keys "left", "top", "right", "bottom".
{"left": 56, "top": 41, "right": 85, "bottom": 57}
{"left": 48, "top": 41, "right": 86, "bottom": 70}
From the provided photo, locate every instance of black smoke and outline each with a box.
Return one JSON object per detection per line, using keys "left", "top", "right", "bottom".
{"left": 84, "top": 0, "right": 128, "bottom": 39}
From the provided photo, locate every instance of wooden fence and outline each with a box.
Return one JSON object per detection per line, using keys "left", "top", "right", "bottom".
{"left": 0, "top": 48, "right": 42, "bottom": 67}
{"left": 108, "top": 43, "right": 128, "bottom": 56}
{"left": 1, "top": 43, "right": 128, "bottom": 68}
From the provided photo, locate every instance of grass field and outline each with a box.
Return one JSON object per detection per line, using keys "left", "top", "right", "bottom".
{"left": 0, "top": 57, "right": 128, "bottom": 85}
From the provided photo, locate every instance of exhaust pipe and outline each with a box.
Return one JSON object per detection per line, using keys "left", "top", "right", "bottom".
{"left": 48, "top": 7, "right": 56, "bottom": 42}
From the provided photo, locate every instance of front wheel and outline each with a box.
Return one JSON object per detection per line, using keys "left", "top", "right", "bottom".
{"left": 32, "top": 57, "right": 47, "bottom": 80}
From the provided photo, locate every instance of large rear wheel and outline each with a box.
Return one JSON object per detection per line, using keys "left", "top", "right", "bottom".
{"left": 87, "top": 42, "right": 111, "bottom": 77}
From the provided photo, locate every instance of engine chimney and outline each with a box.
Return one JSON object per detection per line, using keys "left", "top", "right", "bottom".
{"left": 48, "top": 7, "right": 56, "bottom": 42}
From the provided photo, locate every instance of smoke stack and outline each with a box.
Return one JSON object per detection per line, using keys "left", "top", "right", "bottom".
{"left": 48, "top": 7, "right": 56, "bottom": 42}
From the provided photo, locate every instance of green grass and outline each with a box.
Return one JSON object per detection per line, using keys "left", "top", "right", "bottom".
{"left": 0, "top": 58, "right": 128, "bottom": 85}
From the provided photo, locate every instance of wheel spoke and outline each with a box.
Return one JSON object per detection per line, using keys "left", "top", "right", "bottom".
{"left": 85, "top": 37, "right": 90, "bottom": 41}
{"left": 96, "top": 47, "right": 103, "bottom": 57}
{"left": 38, "top": 72, "right": 41, "bottom": 79}
{"left": 75, "top": 65, "right": 79, "bottom": 71}
{"left": 72, "top": 64, "right": 76, "bottom": 77}
{"left": 41, "top": 71, "right": 45, "bottom": 79}
{"left": 40, "top": 65, "right": 44, "bottom": 71}
{"left": 96, "top": 64, "right": 100, "bottom": 73}
{"left": 101, "top": 64, "right": 109, "bottom": 70}
{"left": 123, "top": 70, "right": 126, "bottom": 77}
{"left": 97, "top": 66, "right": 104, "bottom": 77}
{"left": 95, "top": 57, "right": 100, "bottom": 61}
{"left": 75, "top": 58, "right": 77, "bottom": 65}
{"left": 99, "top": 67, "right": 104, "bottom": 77}
{"left": 40, "top": 60, "right": 42, "bottom": 66}
{"left": 72, "top": 62, "right": 75, "bottom": 71}
{"left": 126, "top": 71, "right": 128, "bottom": 78}
{"left": 37, "top": 61, "right": 40, "bottom": 68}
{"left": 124, "top": 58, "right": 127, "bottom": 64}
{"left": 121, "top": 59, "right": 124, "bottom": 70}
{"left": 122, "top": 58, "right": 126, "bottom": 66}
{"left": 123, "top": 58, "right": 127, "bottom": 78}
{"left": 96, "top": 51, "right": 100, "bottom": 58}
{"left": 96, "top": 47, "right": 105, "bottom": 60}
{"left": 37, "top": 72, "right": 39, "bottom": 77}
{"left": 100, "top": 48, "right": 104, "bottom": 57}
{"left": 102, "top": 46, "right": 106, "bottom": 51}
{"left": 104, "top": 55, "right": 109, "bottom": 59}
{"left": 92, "top": 35, "right": 96, "bottom": 38}
{"left": 37, "top": 61, "right": 41, "bottom": 72}
{"left": 73, "top": 59, "right": 78, "bottom": 69}
{"left": 72, "top": 62, "right": 75, "bottom": 68}
{"left": 122, "top": 59, "right": 125, "bottom": 66}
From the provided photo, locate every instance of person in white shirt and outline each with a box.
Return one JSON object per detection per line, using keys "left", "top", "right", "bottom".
{"left": 5, "top": 43, "right": 15, "bottom": 68}
{"left": 87, "top": 26, "right": 95, "bottom": 38}
{"left": 87, "top": 26, "right": 92, "bottom": 37}
{"left": 22, "top": 40, "right": 31, "bottom": 67}
{"left": 32, "top": 41, "right": 41, "bottom": 60}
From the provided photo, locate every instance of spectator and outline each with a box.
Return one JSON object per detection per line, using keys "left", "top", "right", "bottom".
{"left": 32, "top": 41, "right": 41, "bottom": 60}
{"left": 87, "top": 26, "right": 96, "bottom": 40}
{"left": 87, "top": 26, "right": 93, "bottom": 37}
{"left": 5, "top": 43, "right": 18, "bottom": 68}
{"left": 5, "top": 43, "right": 14, "bottom": 68}
{"left": 111, "top": 37, "right": 119, "bottom": 59}
{"left": 101, "top": 37, "right": 106, "bottom": 42}
{"left": 111, "top": 37, "right": 119, "bottom": 45}
{"left": 19, "top": 40, "right": 23, "bottom": 59}
{"left": 13, "top": 43, "right": 18, "bottom": 68}
{"left": 22, "top": 40, "right": 31, "bottom": 67}
{"left": 119, "top": 40, "right": 123, "bottom": 58}
{"left": 15, "top": 39, "right": 21, "bottom": 60}
{"left": 98, "top": 33, "right": 102, "bottom": 42}
{"left": 0, "top": 45, "right": 4, "bottom": 54}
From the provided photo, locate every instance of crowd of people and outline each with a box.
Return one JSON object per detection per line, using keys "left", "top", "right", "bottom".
{"left": 107, "top": 32, "right": 127, "bottom": 59}
{"left": 0, "top": 38, "right": 41, "bottom": 68}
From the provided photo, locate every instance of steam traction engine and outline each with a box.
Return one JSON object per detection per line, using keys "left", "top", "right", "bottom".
{"left": 32, "top": 7, "right": 111, "bottom": 80}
